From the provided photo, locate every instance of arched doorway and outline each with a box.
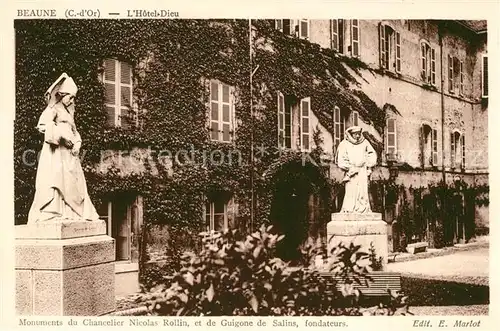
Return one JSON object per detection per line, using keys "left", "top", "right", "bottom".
{"left": 268, "top": 160, "right": 330, "bottom": 263}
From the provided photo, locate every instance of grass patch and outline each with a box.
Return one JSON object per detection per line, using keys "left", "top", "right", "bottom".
{"left": 401, "top": 277, "right": 489, "bottom": 306}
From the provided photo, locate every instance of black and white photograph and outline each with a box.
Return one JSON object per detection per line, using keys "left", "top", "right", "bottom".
{"left": 7, "top": 11, "right": 492, "bottom": 323}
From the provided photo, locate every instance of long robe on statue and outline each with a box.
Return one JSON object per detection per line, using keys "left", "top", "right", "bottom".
{"left": 28, "top": 73, "right": 100, "bottom": 223}
{"left": 335, "top": 127, "right": 377, "bottom": 213}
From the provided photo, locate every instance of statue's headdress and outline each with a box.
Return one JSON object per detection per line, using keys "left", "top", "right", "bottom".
{"left": 45, "top": 73, "right": 78, "bottom": 106}
{"left": 347, "top": 126, "right": 362, "bottom": 133}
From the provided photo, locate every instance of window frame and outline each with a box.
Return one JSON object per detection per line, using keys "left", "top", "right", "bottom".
{"left": 333, "top": 106, "right": 347, "bottom": 154}
{"left": 102, "top": 58, "right": 135, "bottom": 128}
{"left": 447, "top": 55, "right": 464, "bottom": 95}
{"left": 298, "top": 19, "right": 310, "bottom": 40}
{"left": 351, "top": 19, "right": 360, "bottom": 58}
{"left": 332, "top": 19, "right": 345, "bottom": 54}
{"left": 209, "top": 79, "right": 235, "bottom": 143}
{"left": 379, "top": 22, "right": 397, "bottom": 71}
{"left": 420, "top": 123, "right": 438, "bottom": 168}
{"left": 420, "top": 41, "right": 436, "bottom": 85}
{"left": 450, "top": 130, "right": 465, "bottom": 170}
{"left": 204, "top": 196, "right": 230, "bottom": 233}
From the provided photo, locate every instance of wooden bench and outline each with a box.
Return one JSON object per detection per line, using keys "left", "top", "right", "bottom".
{"left": 406, "top": 241, "right": 428, "bottom": 254}
{"left": 319, "top": 272, "right": 402, "bottom": 297}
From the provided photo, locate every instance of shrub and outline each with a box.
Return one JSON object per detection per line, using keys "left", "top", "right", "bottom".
{"left": 368, "top": 243, "right": 384, "bottom": 271}
{"left": 136, "top": 225, "right": 410, "bottom": 316}
{"left": 140, "top": 225, "right": 201, "bottom": 292}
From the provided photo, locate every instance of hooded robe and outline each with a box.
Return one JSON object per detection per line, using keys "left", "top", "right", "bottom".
{"left": 335, "top": 126, "right": 377, "bottom": 213}
{"left": 28, "top": 73, "right": 100, "bottom": 223}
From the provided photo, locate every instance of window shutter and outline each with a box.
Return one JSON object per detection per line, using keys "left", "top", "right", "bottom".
{"left": 461, "top": 134, "right": 465, "bottom": 169}
{"left": 450, "top": 132, "right": 456, "bottom": 168}
{"left": 120, "top": 62, "right": 133, "bottom": 129}
{"left": 421, "top": 44, "right": 426, "bottom": 81}
{"left": 299, "top": 19, "right": 309, "bottom": 39}
{"left": 275, "top": 19, "right": 283, "bottom": 31}
{"left": 351, "top": 111, "right": 359, "bottom": 126}
{"left": 278, "top": 92, "right": 285, "bottom": 148}
{"left": 334, "top": 106, "right": 341, "bottom": 152}
{"left": 300, "top": 98, "right": 311, "bottom": 151}
{"left": 221, "top": 84, "right": 232, "bottom": 142}
{"left": 459, "top": 61, "right": 464, "bottom": 95}
{"left": 283, "top": 19, "right": 291, "bottom": 35}
{"left": 332, "top": 19, "right": 338, "bottom": 50}
{"left": 482, "top": 55, "right": 488, "bottom": 97}
{"left": 431, "top": 48, "right": 436, "bottom": 85}
{"left": 338, "top": 19, "right": 345, "bottom": 54}
{"left": 210, "top": 80, "right": 220, "bottom": 141}
{"left": 104, "top": 59, "right": 117, "bottom": 127}
{"left": 292, "top": 19, "right": 299, "bottom": 37}
{"left": 395, "top": 31, "right": 401, "bottom": 72}
{"left": 379, "top": 23, "right": 386, "bottom": 69}
{"left": 448, "top": 54, "right": 454, "bottom": 92}
{"left": 386, "top": 118, "right": 397, "bottom": 159}
{"left": 432, "top": 128, "right": 438, "bottom": 166}
{"left": 351, "top": 19, "right": 360, "bottom": 57}
{"left": 419, "top": 124, "right": 425, "bottom": 167}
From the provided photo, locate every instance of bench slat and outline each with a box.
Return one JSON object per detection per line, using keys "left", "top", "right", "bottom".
{"left": 319, "top": 272, "right": 402, "bottom": 297}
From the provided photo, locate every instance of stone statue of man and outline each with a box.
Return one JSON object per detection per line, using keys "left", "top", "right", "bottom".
{"left": 28, "top": 73, "right": 100, "bottom": 223}
{"left": 335, "top": 126, "right": 377, "bottom": 213}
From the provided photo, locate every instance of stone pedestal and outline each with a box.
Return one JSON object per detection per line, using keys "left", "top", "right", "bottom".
{"left": 15, "top": 220, "right": 116, "bottom": 316}
{"left": 327, "top": 212, "right": 389, "bottom": 266}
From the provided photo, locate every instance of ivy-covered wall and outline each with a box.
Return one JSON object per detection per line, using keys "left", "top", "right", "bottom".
{"left": 15, "top": 19, "right": 488, "bottom": 250}
{"left": 14, "top": 19, "right": 386, "bottom": 225}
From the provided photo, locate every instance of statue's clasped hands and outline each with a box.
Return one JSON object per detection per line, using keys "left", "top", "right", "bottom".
{"left": 71, "top": 141, "right": 81, "bottom": 156}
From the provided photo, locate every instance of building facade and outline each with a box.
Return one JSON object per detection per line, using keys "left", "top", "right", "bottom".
{"left": 14, "top": 19, "right": 488, "bottom": 288}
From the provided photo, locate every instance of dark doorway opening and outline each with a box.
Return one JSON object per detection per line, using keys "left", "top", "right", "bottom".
{"left": 269, "top": 161, "right": 330, "bottom": 264}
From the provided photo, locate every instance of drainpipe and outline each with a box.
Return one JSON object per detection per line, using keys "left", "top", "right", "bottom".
{"left": 438, "top": 22, "right": 447, "bottom": 247}
{"left": 439, "top": 23, "right": 446, "bottom": 185}
{"left": 249, "top": 19, "right": 254, "bottom": 233}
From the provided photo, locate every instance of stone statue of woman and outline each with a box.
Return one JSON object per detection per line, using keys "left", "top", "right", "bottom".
{"left": 28, "top": 73, "right": 100, "bottom": 223}
{"left": 335, "top": 126, "right": 377, "bottom": 213}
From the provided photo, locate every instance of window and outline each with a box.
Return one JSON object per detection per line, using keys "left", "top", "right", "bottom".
{"left": 103, "top": 59, "right": 134, "bottom": 128}
{"left": 332, "top": 19, "right": 345, "bottom": 54}
{"left": 299, "top": 19, "right": 309, "bottom": 40}
{"left": 386, "top": 118, "right": 397, "bottom": 161}
{"left": 275, "top": 19, "right": 305, "bottom": 38}
{"left": 333, "top": 106, "right": 347, "bottom": 153}
{"left": 275, "top": 19, "right": 283, "bottom": 31}
{"left": 210, "top": 80, "right": 235, "bottom": 142}
{"left": 283, "top": 19, "right": 295, "bottom": 35}
{"left": 350, "top": 110, "right": 359, "bottom": 126}
{"left": 450, "top": 131, "right": 465, "bottom": 170}
{"left": 448, "top": 55, "right": 464, "bottom": 94}
{"left": 300, "top": 98, "right": 311, "bottom": 151}
{"left": 205, "top": 195, "right": 230, "bottom": 233}
{"left": 379, "top": 23, "right": 401, "bottom": 72}
{"left": 420, "top": 124, "right": 438, "bottom": 167}
{"left": 99, "top": 195, "right": 143, "bottom": 262}
{"left": 482, "top": 54, "right": 488, "bottom": 98}
{"left": 461, "top": 135, "right": 465, "bottom": 170}
{"left": 277, "top": 92, "right": 292, "bottom": 149}
{"left": 421, "top": 42, "right": 436, "bottom": 85}
{"left": 351, "top": 20, "right": 360, "bottom": 57}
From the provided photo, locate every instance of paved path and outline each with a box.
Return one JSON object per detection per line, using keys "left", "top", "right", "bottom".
{"left": 386, "top": 247, "right": 489, "bottom": 285}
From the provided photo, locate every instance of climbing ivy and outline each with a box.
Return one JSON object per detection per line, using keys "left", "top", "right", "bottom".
{"left": 14, "top": 19, "right": 383, "bottom": 228}
{"left": 14, "top": 19, "right": 488, "bottom": 244}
